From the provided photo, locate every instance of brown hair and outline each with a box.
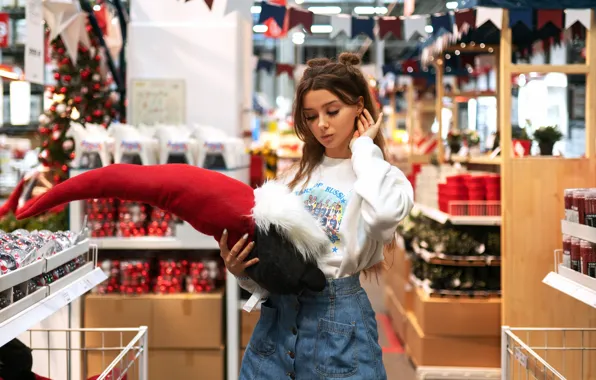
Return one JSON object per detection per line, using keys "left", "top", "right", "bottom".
{"left": 289, "top": 52, "right": 393, "bottom": 278}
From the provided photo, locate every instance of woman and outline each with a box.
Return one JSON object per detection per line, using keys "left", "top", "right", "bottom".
{"left": 220, "top": 52, "right": 414, "bottom": 380}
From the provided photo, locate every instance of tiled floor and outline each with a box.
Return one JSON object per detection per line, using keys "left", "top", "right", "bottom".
{"left": 361, "top": 274, "right": 417, "bottom": 380}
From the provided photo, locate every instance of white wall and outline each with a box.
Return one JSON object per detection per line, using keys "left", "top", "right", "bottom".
{"left": 127, "top": 0, "right": 253, "bottom": 137}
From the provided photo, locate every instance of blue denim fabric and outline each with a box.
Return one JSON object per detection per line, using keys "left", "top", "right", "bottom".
{"left": 239, "top": 274, "right": 386, "bottom": 380}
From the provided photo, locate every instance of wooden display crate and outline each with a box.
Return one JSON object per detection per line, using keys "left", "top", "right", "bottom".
{"left": 411, "top": 287, "right": 501, "bottom": 337}
{"left": 405, "top": 311, "right": 500, "bottom": 368}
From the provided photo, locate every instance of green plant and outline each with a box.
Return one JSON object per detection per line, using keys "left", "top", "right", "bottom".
{"left": 0, "top": 209, "right": 68, "bottom": 233}
{"left": 511, "top": 125, "right": 531, "bottom": 140}
{"left": 533, "top": 125, "right": 563, "bottom": 145}
{"left": 463, "top": 130, "right": 480, "bottom": 146}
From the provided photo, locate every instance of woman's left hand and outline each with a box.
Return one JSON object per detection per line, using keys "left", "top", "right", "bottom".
{"left": 353, "top": 109, "right": 383, "bottom": 144}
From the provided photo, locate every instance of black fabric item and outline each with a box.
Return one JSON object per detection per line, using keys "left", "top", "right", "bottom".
{"left": 246, "top": 226, "right": 326, "bottom": 294}
{"left": 0, "top": 339, "right": 33, "bottom": 380}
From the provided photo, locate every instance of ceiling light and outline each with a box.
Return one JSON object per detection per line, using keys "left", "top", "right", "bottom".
{"left": 311, "top": 25, "right": 333, "bottom": 33}
{"left": 308, "top": 6, "right": 342, "bottom": 15}
{"left": 446, "top": 1, "right": 458, "bottom": 10}
{"left": 354, "top": 6, "right": 388, "bottom": 15}
{"left": 294, "top": 0, "right": 304, "bottom": 4}
{"left": 253, "top": 25, "right": 268, "bottom": 33}
{"left": 251, "top": 6, "right": 261, "bottom": 14}
{"left": 425, "top": 25, "right": 433, "bottom": 33}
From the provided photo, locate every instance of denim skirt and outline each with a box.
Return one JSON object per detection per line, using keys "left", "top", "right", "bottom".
{"left": 239, "top": 273, "right": 387, "bottom": 380}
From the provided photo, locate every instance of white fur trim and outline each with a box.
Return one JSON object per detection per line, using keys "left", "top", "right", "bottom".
{"left": 252, "top": 181, "right": 329, "bottom": 263}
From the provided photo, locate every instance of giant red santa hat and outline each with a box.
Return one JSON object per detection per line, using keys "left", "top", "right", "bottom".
{"left": 17, "top": 164, "right": 328, "bottom": 294}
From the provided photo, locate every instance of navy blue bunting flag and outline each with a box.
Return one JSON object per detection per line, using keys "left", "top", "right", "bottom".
{"left": 258, "top": 1, "right": 287, "bottom": 29}
{"left": 509, "top": 9, "right": 533, "bottom": 29}
{"left": 256, "top": 59, "right": 275, "bottom": 74}
{"left": 430, "top": 13, "right": 453, "bottom": 35}
{"left": 351, "top": 16, "right": 375, "bottom": 40}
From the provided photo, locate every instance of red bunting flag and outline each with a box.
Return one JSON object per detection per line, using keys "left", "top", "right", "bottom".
{"left": 276, "top": 63, "right": 295, "bottom": 77}
{"left": 288, "top": 7, "right": 314, "bottom": 34}
{"left": 455, "top": 9, "right": 476, "bottom": 30}
{"left": 378, "top": 17, "right": 401, "bottom": 39}
{"left": 402, "top": 59, "right": 418, "bottom": 73}
{"left": 537, "top": 10, "right": 563, "bottom": 30}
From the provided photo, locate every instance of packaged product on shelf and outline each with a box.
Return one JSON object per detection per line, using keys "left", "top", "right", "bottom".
{"left": 120, "top": 260, "right": 150, "bottom": 294}
{"left": 575, "top": 189, "right": 587, "bottom": 225}
{"left": 86, "top": 198, "right": 116, "bottom": 238}
{"left": 580, "top": 240, "right": 596, "bottom": 278}
{"left": 186, "top": 260, "right": 219, "bottom": 293}
{"left": 562, "top": 234, "right": 571, "bottom": 268}
{"left": 67, "top": 122, "right": 113, "bottom": 169}
{"left": 571, "top": 237, "right": 581, "bottom": 272}
{"left": 148, "top": 208, "right": 177, "bottom": 237}
{"left": 110, "top": 123, "right": 159, "bottom": 165}
{"left": 154, "top": 259, "right": 188, "bottom": 294}
{"left": 155, "top": 125, "right": 197, "bottom": 165}
{"left": 117, "top": 201, "right": 147, "bottom": 237}
{"left": 586, "top": 189, "right": 596, "bottom": 227}
{"left": 96, "top": 259, "right": 121, "bottom": 294}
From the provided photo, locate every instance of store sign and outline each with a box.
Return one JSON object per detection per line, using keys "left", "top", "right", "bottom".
{"left": 25, "top": 0, "right": 45, "bottom": 85}
{"left": 0, "top": 13, "right": 9, "bottom": 48}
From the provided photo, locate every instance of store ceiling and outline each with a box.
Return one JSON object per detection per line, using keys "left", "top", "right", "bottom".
{"left": 292, "top": 0, "right": 448, "bottom": 16}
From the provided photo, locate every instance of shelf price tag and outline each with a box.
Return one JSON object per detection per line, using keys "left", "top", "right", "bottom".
{"left": 62, "top": 291, "right": 72, "bottom": 304}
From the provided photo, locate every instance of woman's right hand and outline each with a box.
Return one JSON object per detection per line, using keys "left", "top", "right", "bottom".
{"left": 219, "top": 229, "right": 258, "bottom": 278}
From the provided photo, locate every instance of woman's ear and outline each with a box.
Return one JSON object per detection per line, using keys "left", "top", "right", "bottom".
{"left": 356, "top": 96, "right": 364, "bottom": 114}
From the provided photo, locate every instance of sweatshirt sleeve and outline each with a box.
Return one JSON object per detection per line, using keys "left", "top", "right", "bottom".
{"left": 350, "top": 136, "right": 414, "bottom": 242}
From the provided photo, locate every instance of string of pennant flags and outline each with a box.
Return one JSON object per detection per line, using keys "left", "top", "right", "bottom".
{"left": 181, "top": 0, "right": 593, "bottom": 44}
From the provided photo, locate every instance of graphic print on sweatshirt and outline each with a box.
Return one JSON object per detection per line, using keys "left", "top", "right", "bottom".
{"left": 296, "top": 182, "right": 352, "bottom": 256}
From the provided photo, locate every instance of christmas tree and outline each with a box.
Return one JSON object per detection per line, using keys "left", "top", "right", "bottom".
{"left": 0, "top": 16, "right": 119, "bottom": 231}
{"left": 38, "top": 21, "right": 118, "bottom": 184}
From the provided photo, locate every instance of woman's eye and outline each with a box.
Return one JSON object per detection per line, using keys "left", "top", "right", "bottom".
{"left": 305, "top": 115, "right": 317, "bottom": 121}
{"left": 328, "top": 110, "right": 339, "bottom": 116}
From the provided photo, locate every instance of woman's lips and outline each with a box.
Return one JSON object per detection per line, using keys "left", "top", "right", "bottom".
{"left": 322, "top": 134, "right": 333, "bottom": 143}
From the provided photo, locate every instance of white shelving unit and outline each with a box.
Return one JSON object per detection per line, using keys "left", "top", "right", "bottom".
{"left": 542, "top": 221, "right": 596, "bottom": 309}
{"left": 0, "top": 240, "right": 106, "bottom": 349}
{"left": 543, "top": 264, "right": 596, "bottom": 309}
{"left": 414, "top": 203, "right": 501, "bottom": 226}
{"left": 0, "top": 267, "right": 107, "bottom": 347}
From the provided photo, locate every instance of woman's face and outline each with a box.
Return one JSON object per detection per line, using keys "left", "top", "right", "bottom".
{"left": 302, "top": 89, "right": 362, "bottom": 158}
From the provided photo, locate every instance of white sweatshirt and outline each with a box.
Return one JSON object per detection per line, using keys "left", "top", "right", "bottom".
{"left": 237, "top": 136, "right": 414, "bottom": 303}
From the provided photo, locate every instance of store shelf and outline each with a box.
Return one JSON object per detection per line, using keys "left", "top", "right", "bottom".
{"left": 0, "top": 267, "right": 107, "bottom": 347}
{"left": 561, "top": 220, "right": 596, "bottom": 243}
{"left": 410, "top": 274, "right": 501, "bottom": 298}
{"left": 543, "top": 264, "right": 596, "bottom": 309}
{"left": 413, "top": 244, "right": 500, "bottom": 266}
{"left": 90, "top": 234, "right": 218, "bottom": 250}
{"left": 450, "top": 155, "right": 502, "bottom": 165}
{"left": 46, "top": 239, "right": 90, "bottom": 272}
{"left": 414, "top": 203, "right": 501, "bottom": 226}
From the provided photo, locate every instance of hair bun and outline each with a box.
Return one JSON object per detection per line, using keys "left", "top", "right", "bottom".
{"left": 338, "top": 52, "right": 361, "bottom": 66}
{"left": 307, "top": 58, "right": 330, "bottom": 68}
